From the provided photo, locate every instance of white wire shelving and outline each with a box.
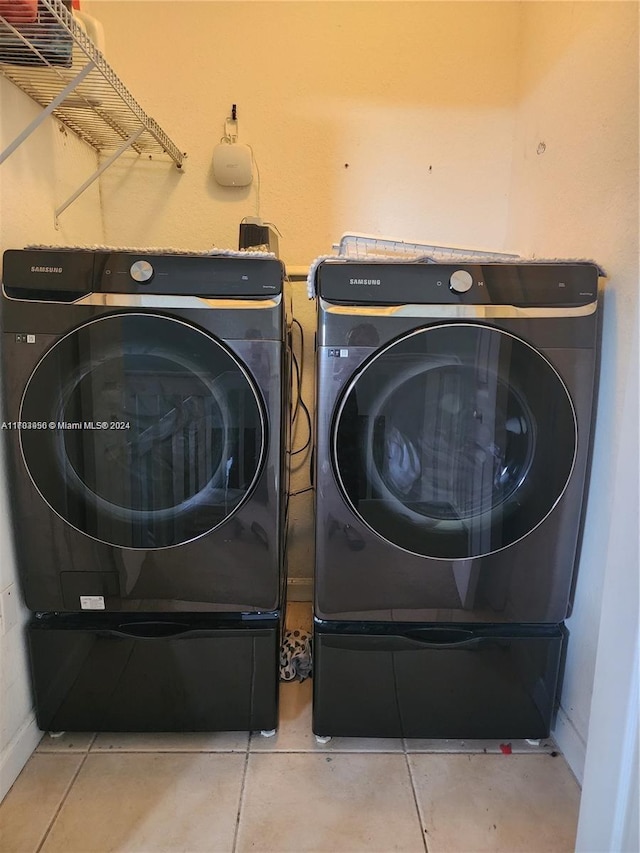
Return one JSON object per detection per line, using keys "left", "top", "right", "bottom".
{"left": 333, "top": 232, "right": 520, "bottom": 262}
{"left": 0, "top": 0, "right": 185, "bottom": 221}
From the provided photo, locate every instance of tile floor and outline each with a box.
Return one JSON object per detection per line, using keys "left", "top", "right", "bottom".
{"left": 0, "top": 603, "right": 581, "bottom": 853}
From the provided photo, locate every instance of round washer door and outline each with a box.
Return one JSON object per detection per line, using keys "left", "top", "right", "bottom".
{"left": 20, "top": 313, "right": 266, "bottom": 549}
{"left": 332, "top": 323, "right": 577, "bottom": 559}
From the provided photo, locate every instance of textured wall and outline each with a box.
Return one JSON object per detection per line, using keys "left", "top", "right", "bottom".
{"left": 86, "top": 0, "right": 520, "bottom": 263}
{"left": 505, "top": 1, "right": 639, "bottom": 782}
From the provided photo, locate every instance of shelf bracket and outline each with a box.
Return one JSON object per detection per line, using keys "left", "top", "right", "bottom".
{"left": 0, "top": 60, "right": 95, "bottom": 166}
{"left": 54, "top": 125, "right": 145, "bottom": 225}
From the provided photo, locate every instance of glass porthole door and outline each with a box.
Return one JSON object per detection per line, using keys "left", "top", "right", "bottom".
{"left": 332, "top": 324, "right": 577, "bottom": 560}
{"left": 20, "top": 313, "right": 266, "bottom": 549}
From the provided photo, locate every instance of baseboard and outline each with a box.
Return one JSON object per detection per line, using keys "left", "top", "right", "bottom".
{"left": 0, "top": 713, "right": 41, "bottom": 803}
{"left": 552, "top": 704, "right": 587, "bottom": 785}
{"left": 286, "top": 577, "right": 313, "bottom": 602}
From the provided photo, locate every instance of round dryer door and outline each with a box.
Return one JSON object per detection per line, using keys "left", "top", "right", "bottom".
{"left": 19, "top": 313, "right": 266, "bottom": 549}
{"left": 332, "top": 323, "right": 577, "bottom": 560}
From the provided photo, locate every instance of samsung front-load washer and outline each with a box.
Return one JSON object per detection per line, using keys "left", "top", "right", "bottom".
{"left": 313, "top": 259, "right": 601, "bottom": 739}
{"left": 1, "top": 248, "right": 289, "bottom": 732}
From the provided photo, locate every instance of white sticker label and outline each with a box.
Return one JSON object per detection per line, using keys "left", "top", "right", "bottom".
{"left": 80, "top": 595, "right": 105, "bottom": 610}
{"left": 27, "top": 334, "right": 36, "bottom": 343}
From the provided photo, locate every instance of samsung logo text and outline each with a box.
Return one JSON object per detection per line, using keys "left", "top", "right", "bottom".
{"left": 31, "top": 266, "right": 63, "bottom": 274}
{"left": 349, "top": 278, "right": 381, "bottom": 286}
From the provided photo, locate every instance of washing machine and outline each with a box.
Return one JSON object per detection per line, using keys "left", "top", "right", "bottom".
{"left": 1, "top": 248, "right": 290, "bottom": 732}
{"left": 313, "top": 259, "right": 601, "bottom": 739}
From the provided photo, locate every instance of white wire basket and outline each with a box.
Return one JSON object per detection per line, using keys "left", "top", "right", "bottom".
{"left": 333, "top": 232, "right": 520, "bottom": 263}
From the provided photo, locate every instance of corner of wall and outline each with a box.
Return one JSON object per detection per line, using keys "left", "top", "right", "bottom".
{"left": 0, "top": 80, "right": 106, "bottom": 802}
{"left": 0, "top": 716, "right": 41, "bottom": 803}
{"left": 552, "top": 706, "right": 587, "bottom": 784}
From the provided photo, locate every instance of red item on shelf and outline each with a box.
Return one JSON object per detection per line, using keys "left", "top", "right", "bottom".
{"left": 0, "top": 0, "right": 38, "bottom": 23}
{"left": 0, "top": 0, "right": 73, "bottom": 67}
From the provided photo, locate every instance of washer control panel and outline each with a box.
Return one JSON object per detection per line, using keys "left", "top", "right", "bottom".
{"left": 317, "top": 262, "right": 600, "bottom": 306}
{"left": 130, "top": 260, "right": 154, "bottom": 283}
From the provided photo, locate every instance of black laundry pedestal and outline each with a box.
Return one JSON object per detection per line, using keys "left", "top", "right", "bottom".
{"left": 312, "top": 620, "right": 564, "bottom": 740}
{"left": 29, "top": 612, "right": 281, "bottom": 733}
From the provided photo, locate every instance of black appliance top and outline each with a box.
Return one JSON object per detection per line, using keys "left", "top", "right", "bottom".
{"left": 317, "top": 261, "right": 600, "bottom": 307}
{"left": 2, "top": 249, "right": 284, "bottom": 302}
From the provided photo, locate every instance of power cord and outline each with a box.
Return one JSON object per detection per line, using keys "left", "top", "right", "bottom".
{"left": 291, "top": 345, "right": 312, "bottom": 455}
{"left": 289, "top": 316, "right": 314, "bottom": 497}
{"left": 289, "top": 486, "right": 313, "bottom": 497}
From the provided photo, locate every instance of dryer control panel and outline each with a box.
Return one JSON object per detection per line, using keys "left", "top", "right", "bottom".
{"left": 317, "top": 262, "right": 600, "bottom": 307}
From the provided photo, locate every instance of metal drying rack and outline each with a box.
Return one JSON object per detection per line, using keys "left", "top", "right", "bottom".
{"left": 0, "top": 0, "right": 185, "bottom": 221}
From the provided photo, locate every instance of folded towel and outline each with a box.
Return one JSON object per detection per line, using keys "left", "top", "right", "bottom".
{"left": 26, "top": 243, "right": 278, "bottom": 259}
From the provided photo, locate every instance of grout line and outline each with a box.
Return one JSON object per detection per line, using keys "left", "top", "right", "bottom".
{"left": 404, "top": 752, "right": 429, "bottom": 853}
{"left": 87, "top": 748, "right": 250, "bottom": 754}
{"left": 57, "top": 745, "right": 407, "bottom": 756}
{"left": 231, "top": 738, "right": 252, "bottom": 853}
{"left": 249, "top": 744, "right": 407, "bottom": 754}
{"left": 34, "top": 744, "right": 94, "bottom": 853}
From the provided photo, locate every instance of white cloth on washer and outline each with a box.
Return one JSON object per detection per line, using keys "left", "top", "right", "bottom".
{"left": 26, "top": 244, "right": 277, "bottom": 259}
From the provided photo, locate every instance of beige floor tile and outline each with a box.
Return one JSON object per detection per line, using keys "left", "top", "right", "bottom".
{"left": 36, "top": 732, "right": 95, "bottom": 753}
{"left": 251, "top": 679, "right": 403, "bottom": 752}
{"left": 40, "top": 752, "right": 245, "bottom": 853}
{"left": 409, "top": 753, "right": 580, "bottom": 852}
{"left": 236, "top": 752, "right": 425, "bottom": 852}
{"left": 0, "top": 753, "right": 83, "bottom": 853}
{"left": 91, "top": 730, "right": 249, "bottom": 752}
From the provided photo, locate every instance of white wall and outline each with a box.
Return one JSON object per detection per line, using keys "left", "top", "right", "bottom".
{"left": 0, "top": 78, "right": 105, "bottom": 800}
{"left": 85, "top": 0, "right": 520, "bottom": 263}
{"left": 505, "top": 0, "right": 639, "bottom": 796}
{"left": 576, "top": 321, "right": 638, "bottom": 852}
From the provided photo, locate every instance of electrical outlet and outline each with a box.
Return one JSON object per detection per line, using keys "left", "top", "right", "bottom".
{"left": 0, "top": 584, "right": 20, "bottom": 634}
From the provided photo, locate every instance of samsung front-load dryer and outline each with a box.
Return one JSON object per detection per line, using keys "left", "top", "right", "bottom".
{"left": 313, "top": 259, "right": 601, "bottom": 739}
{"left": 1, "top": 248, "right": 289, "bottom": 732}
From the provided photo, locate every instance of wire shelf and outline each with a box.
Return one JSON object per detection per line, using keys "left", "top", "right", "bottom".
{"left": 0, "top": 0, "right": 184, "bottom": 165}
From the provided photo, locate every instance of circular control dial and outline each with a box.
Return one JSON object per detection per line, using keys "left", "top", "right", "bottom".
{"left": 449, "top": 269, "right": 473, "bottom": 293}
{"left": 130, "top": 260, "right": 154, "bottom": 283}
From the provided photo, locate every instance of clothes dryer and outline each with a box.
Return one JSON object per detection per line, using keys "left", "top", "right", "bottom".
{"left": 313, "top": 260, "right": 600, "bottom": 739}
{"left": 2, "top": 248, "right": 290, "bottom": 732}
